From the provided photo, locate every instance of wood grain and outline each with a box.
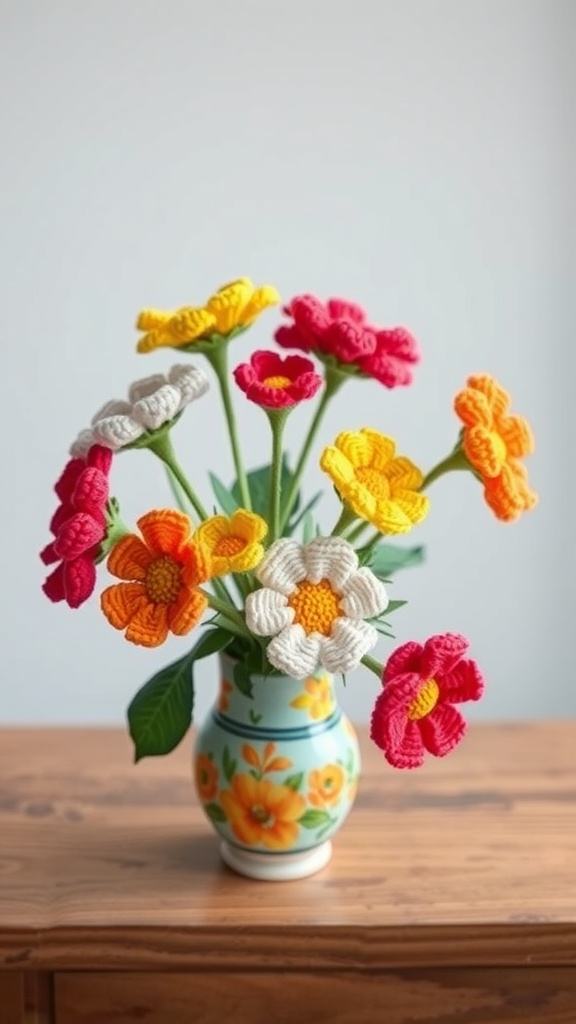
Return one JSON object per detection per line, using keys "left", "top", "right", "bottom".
{"left": 0, "top": 972, "right": 22, "bottom": 1024}
{"left": 1, "top": 724, "right": 575, "bottom": 971}
{"left": 55, "top": 968, "right": 576, "bottom": 1024}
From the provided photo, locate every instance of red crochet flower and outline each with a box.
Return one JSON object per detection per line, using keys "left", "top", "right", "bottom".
{"left": 233, "top": 350, "right": 322, "bottom": 409}
{"left": 370, "top": 633, "right": 485, "bottom": 769}
{"left": 41, "top": 445, "right": 112, "bottom": 608}
{"left": 275, "top": 294, "right": 420, "bottom": 388}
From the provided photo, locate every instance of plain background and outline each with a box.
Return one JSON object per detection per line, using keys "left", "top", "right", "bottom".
{"left": 1, "top": 0, "right": 573, "bottom": 731}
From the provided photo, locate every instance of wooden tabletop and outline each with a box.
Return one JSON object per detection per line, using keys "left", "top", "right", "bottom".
{"left": 1, "top": 723, "right": 575, "bottom": 973}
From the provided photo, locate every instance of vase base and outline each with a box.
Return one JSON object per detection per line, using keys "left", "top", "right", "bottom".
{"left": 220, "top": 840, "right": 332, "bottom": 881}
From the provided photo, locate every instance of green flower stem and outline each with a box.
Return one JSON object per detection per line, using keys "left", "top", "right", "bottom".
{"left": 205, "top": 342, "right": 252, "bottom": 510}
{"left": 279, "top": 365, "right": 346, "bottom": 533}
{"left": 202, "top": 590, "right": 250, "bottom": 638}
{"left": 356, "top": 529, "right": 384, "bottom": 562}
{"left": 361, "top": 653, "right": 384, "bottom": 679}
{"left": 345, "top": 520, "right": 370, "bottom": 544}
{"left": 266, "top": 408, "right": 291, "bottom": 545}
{"left": 330, "top": 504, "right": 359, "bottom": 537}
{"left": 147, "top": 433, "right": 209, "bottom": 521}
{"left": 421, "top": 447, "right": 470, "bottom": 490}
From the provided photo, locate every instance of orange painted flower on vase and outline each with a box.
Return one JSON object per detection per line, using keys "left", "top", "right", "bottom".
{"left": 219, "top": 774, "right": 306, "bottom": 850}
{"left": 454, "top": 374, "right": 538, "bottom": 522}
{"left": 195, "top": 753, "right": 218, "bottom": 802}
{"left": 101, "top": 509, "right": 210, "bottom": 647}
{"left": 291, "top": 675, "right": 335, "bottom": 720}
{"left": 241, "top": 742, "right": 292, "bottom": 777}
{"left": 218, "top": 679, "right": 234, "bottom": 713}
{"left": 308, "top": 764, "right": 346, "bottom": 808}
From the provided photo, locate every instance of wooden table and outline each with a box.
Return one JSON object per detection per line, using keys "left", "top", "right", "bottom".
{"left": 0, "top": 724, "right": 575, "bottom": 1024}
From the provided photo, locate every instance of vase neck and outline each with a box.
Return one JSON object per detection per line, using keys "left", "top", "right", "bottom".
{"left": 217, "top": 654, "right": 338, "bottom": 730}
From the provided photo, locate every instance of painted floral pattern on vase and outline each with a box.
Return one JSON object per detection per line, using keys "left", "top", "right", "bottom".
{"left": 193, "top": 655, "right": 361, "bottom": 856}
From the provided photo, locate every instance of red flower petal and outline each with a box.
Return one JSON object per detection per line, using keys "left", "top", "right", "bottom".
{"left": 54, "top": 512, "right": 104, "bottom": 560}
{"left": 420, "top": 632, "right": 469, "bottom": 679}
{"left": 86, "top": 444, "right": 113, "bottom": 474}
{"left": 64, "top": 555, "right": 97, "bottom": 608}
{"left": 383, "top": 640, "right": 424, "bottom": 684}
{"left": 274, "top": 323, "right": 313, "bottom": 352}
{"left": 72, "top": 466, "right": 109, "bottom": 520}
{"left": 324, "top": 320, "right": 376, "bottom": 362}
{"left": 40, "top": 540, "right": 59, "bottom": 566}
{"left": 54, "top": 458, "right": 85, "bottom": 501}
{"left": 371, "top": 693, "right": 425, "bottom": 769}
{"left": 419, "top": 704, "right": 467, "bottom": 758}
{"left": 49, "top": 503, "right": 73, "bottom": 535}
{"left": 438, "top": 658, "right": 485, "bottom": 704}
{"left": 42, "top": 561, "right": 66, "bottom": 602}
{"left": 326, "top": 298, "right": 367, "bottom": 323}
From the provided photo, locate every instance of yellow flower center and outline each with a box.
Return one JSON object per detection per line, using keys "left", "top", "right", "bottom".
{"left": 355, "top": 466, "right": 390, "bottom": 499}
{"left": 489, "top": 431, "right": 507, "bottom": 464}
{"left": 214, "top": 534, "right": 246, "bottom": 557}
{"left": 408, "top": 678, "right": 440, "bottom": 721}
{"left": 251, "top": 804, "right": 273, "bottom": 826}
{"left": 263, "top": 375, "right": 291, "bottom": 388}
{"left": 288, "top": 578, "right": 342, "bottom": 636}
{"left": 145, "top": 556, "right": 182, "bottom": 604}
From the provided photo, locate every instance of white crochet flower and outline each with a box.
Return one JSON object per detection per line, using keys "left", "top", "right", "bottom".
{"left": 245, "top": 537, "right": 388, "bottom": 679}
{"left": 70, "top": 364, "right": 209, "bottom": 455}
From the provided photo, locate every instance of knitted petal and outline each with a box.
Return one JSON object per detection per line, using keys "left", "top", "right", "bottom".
{"left": 325, "top": 320, "right": 375, "bottom": 362}
{"left": 439, "top": 658, "right": 485, "bottom": 704}
{"left": 240, "top": 284, "right": 281, "bottom": 325}
{"left": 245, "top": 588, "right": 293, "bottom": 636}
{"left": 54, "top": 512, "right": 104, "bottom": 560}
{"left": 274, "top": 323, "right": 313, "bottom": 353}
{"left": 386, "top": 456, "right": 424, "bottom": 492}
{"left": 125, "top": 602, "right": 169, "bottom": 648}
{"left": 54, "top": 458, "right": 85, "bottom": 502}
{"left": 319, "top": 445, "right": 356, "bottom": 486}
{"left": 358, "top": 429, "right": 397, "bottom": 469}
{"left": 167, "top": 587, "right": 208, "bottom": 635}
{"left": 230, "top": 509, "right": 268, "bottom": 543}
{"left": 302, "top": 536, "right": 359, "bottom": 589}
{"left": 321, "top": 619, "right": 378, "bottom": 673}
{"left": 266, "top": 624, "right": 321, "bottom": 679}
{"left": 131, "top": 384, "right": 181, "bottom": 430}
{"left": 383, "top": 641, "right": 424, "bottom": 684}
{"left": 63, "top": 555, "right": 97, "bottom": 608}
{"left": 107, "top": 534, "right": 152, "bottom": 581}
{"left": 484, "top": 461, "right": 538, "bottom": 522}
{"left": 371, "top": 692, "right": 425, "bottom": 768}
{"left": 454, "top": 388, "right": 493, "bottom": 429}
{"left": 101, "top": 582, "right": 147, "bottom": 629}
{"left": 340, "top": 568, "right": 388, "bottom": 619}
{"left": 419, "top": 703, "right": 467, "bottom": 758}
{"left": 392, "top": 492, "right": 430, "bottom": 528}
{"left": 128, "top": 374, "right": 168, "bottom": 403}
{"left": 137, "top": 509, "right": 192, "bottom": 557}
{"left": 92, "top": 415, "right": 143, "bottom": 450}
{"left": 91, "top": 399, "right": 133, "bottom": 423}
{"left": 86, "top": 444, "right": 113, "bottom": 475}
{"left": 168, "top": 306, "right": 216, "bottom": 342}
{"left": 168, "top": 363, "right": 210, "bottom": 404}
{"left": 40, "top": 540, "right": 59, "bottom": 565}
{"left": 498, "top": 415, "right": 535, "bottom": 458}
{"left": 256, "top": 539, "right": 307, "bottom": 595}
{"left": 467, "top": 374, "right": 510, "bottom": 420}
{"left": 420, "top": 633, "right": 469, "bottom": 679}
{"left": 326, "top": 298, "right": 367, "bottom": 323}
{"left": 464, "top": 425, "right": 506, "bottom": 478}
{"left": 371, "top": 498, "right": 415, "bottom": 534}
{"left": 72, "top": 466, "right": 109, "bottom": 519}
{"left": 69, "top": 430, "right": 95, "bottom": 458}
{"left": 42, "top": 561, "right": 66, "bottom": 602}
{"left": 136, "top": 309, "right": 173, "bottom": 331}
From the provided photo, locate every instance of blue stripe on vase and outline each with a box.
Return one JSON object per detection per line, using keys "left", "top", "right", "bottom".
{"left": 211, "top": 708, "right": 342, "bottom": 741}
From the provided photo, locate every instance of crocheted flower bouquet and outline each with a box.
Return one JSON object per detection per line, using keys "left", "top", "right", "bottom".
{"left": 41, "top": 278, "right": 537, "bottom": 770}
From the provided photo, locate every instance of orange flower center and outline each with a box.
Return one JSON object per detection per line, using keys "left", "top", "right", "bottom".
{"left": 263, "top": 375, "right": 291, "bottom": 388}
{"left": 489, "top": 430, "right": 507, "bottom": 464}
{"left": 408, "top": 678, "right": 440, "bottom": 721}
{"left": 214, "top": 534, "right": 246, "bottom": 557}
{"left": 251, "top": 804, "right": 273, "bottom": 826}
{"left": 288, "top": 578, "right": 342, "bottom": 636}
{"left": 356, "top": 466, "right": 390, "bottom": 499}
{"left": 145, "top": 555, "right": 182, "bottom": 604}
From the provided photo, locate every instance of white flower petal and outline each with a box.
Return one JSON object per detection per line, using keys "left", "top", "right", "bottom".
{"left": 128, "top": 374, "right": 168, "bottom": 403}
{"left": 91, "top": 399, "right": 132, "bottom": 424}
{"left": 244, "top": 589, "right": 293, "bottom": 637}
{"left": 340, "top": 567, "right": 388, "bottom": 619}
{"left": 131, "top": 384, "right": 181, "bottom": 430}
{"left": 69, "top": 429, "right": 94, "bottom": 458}
{"left": 302, "top": 536, "right": 359, "bottom": 589}
{"left": 168, "top": 364, "right": 210, "bottom": 408}
{"left": 321, "top": 619, "right": 378, "bottom": 674}
{"left": 91, "top": 415, "right": 143, "bottom": 450}
{"left": 256, "top": 539, "right": 307, "bottom": 595}
{"left": 266, "top": 625, "right": 321, "bottom": 679}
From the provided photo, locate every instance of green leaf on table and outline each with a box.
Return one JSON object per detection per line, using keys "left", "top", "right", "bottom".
{"left": 209, "top": 472, "right": 239, "bottom": 515}
{"left": 298, "top": 809, "right": 333, "bottom": 829}
{"left": 204, "top": 802, "right": 227, "bottom": 823}
{"left": 222, "top": 745, "right": 237, "bottom": 784}
{"left": 368, "top": 543, "right": 425, "bottom": 580}
{"left": 232, "top": 456, "right": 298, "bottom": 518}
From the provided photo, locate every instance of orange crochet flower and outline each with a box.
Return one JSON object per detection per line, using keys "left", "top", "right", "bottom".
{"left": 220, "top": 774, "right": 306, "bottom": 850}
{"left": 101, "top": 509, "right": 209, "bottom": 647}
{"left": 454, "top": 374, "right": 538, "bottom": 522}
{"left": 195, "top": 753, "right": 219, "bottom": 802}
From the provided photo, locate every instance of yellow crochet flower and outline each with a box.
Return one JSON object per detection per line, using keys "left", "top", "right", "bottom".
{"left": 136, "top": 278, "right": 280, "bottom": 354}
{"left": 195, "top": 510, "right": 267, "bottom": 576}
{"left": 320, "top": 428, "right": 429, "bottom": 534}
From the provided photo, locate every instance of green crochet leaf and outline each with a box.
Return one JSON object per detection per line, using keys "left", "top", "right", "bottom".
{"left": 368, "top": 543, "right": 425, "bottom": 579}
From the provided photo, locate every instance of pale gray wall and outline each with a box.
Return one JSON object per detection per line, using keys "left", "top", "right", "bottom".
{"left": 1, "top": 0, "right": 573, "bottom": 727}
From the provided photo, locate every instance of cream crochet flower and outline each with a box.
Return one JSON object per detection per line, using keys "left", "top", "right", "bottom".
{"left": 245, "top": 537, "right": 388, "bottom": 678}
{"left": 70, "top": 365, "right": 209, "bottom": 455}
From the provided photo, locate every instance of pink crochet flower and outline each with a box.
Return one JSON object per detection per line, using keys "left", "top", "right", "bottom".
{"left": 233, "top": 350, "right": 322, "bottom": 409}
{"left": 41, "top": 445, "right": 112, "bottom": 608}
{"left": 275, "top": 294, "right": 420, "bottom": 387}
{"left": 370, "top": 633, "right": 485, "bottom": 769}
